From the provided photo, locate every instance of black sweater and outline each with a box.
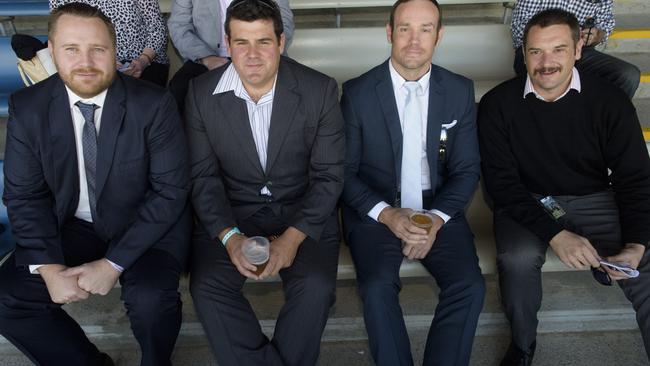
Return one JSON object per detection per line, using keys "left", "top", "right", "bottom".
{"left": 478, "top": 74, "right": 650, "bottom": 246}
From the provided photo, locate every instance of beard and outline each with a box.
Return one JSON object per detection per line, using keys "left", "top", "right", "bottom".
{"left": 59, "top": 66, "right": 115, "bottom": 99}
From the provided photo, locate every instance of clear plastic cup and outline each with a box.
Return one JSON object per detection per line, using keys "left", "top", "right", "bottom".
{"left": 409, "top": 210, "right": 434, "bottom": 233}
{"left": 242, "top": 236, "right": 270, "bottom": 276}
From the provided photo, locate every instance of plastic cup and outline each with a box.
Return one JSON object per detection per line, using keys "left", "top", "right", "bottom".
{"left": 409, "top": 211, "right": 434, "bottom": 233}
{"left": 242, "top": 236, "right": 270, "bottom": 276}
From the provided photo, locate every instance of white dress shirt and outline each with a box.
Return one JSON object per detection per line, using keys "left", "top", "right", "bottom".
{"left": 213, "top": 63, "right": 277, "bottom": 195}
{"left": 366, "top": 59, "right": 450, "bottom": 223}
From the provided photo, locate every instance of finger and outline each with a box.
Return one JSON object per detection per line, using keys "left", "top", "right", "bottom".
{"left": 60, "top": 267, "right": 84, "bottom": 277}
{"left": 602, "top": 266, "right": 627, "bottom": 281}
{"left": 402, "top": 244, "right": 413, "bottom": 258}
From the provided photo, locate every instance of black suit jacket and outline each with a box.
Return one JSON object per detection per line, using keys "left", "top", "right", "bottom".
{"left": 3, "top": 73, "right": 191, "bottom": 269}
{"left": 186, "top": 57, "right": 345, "bottom": 242}
{"left": 341, "top": 60, "right": 479, "bottom": 225}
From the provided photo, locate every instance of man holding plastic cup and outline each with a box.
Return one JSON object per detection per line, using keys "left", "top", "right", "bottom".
{"left": 185, "top": 1, "right": 344, "bottom": 365}
{"left": 340, "top": 1, "right": 485, "bottom": 364}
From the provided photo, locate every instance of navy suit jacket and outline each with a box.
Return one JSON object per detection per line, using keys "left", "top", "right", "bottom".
{"left": 340, "top": 60, "right": 480, "bottom": 228}
{"left": 3, "top": 73, "right": 191, "bottom": 270}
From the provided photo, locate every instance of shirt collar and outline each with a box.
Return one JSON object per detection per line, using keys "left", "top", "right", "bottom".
{"left": 388, "top": 58, "right": 431, "bottom": 96}
{"left": 65, "top": 86, "right": 108, "bottom": 110}
{"left": 213, "top": 63, "right": 277, "bottom": 104}
{"left": 524, "top": 67, "right": 581, "bottom": 101}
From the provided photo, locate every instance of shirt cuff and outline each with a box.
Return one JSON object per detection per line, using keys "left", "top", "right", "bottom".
{"left": 106, "top": 259, "right": 124, "bottom": 273}
{"left": 367, "top": 201, "right": 391, "bottom": 222}
{"left": 429, "top": 209, "right": 450, "bottom": 223}
{"left": 29, "top": 264, "right": 44, "bottom": 274}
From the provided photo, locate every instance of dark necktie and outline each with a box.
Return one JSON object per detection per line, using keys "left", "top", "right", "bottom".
{"left": 75, "top": 101, "right": 99, "bottom": 220}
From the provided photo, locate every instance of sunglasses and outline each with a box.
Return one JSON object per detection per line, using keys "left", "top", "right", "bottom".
{"left": 591, "top": 266, "right": 612, "bottom": 286}
{"left": 229, "top": 0, "right": 279, "bottom": 11}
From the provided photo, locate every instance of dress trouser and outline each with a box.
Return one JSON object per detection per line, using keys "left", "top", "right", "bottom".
{"left": 495, "top": 191, "right": 650, "bottom": 359}
{"left": 514, "top": 46, "right": 641, "bottom": 98}
{"left": 190, "top": 207, "right": 340, "bottom": 366}
{"left": 168, "top": 61, "right": 209, "bottom": 114}
{"left": 345, "top": 197, "right": 485, "bottom": 366}
{"left": 0, "top": 218, "right": 184, "bottom": 366}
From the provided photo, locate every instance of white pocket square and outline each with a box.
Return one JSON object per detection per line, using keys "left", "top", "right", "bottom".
{"left": 441, "top": 120, "right": 457, "bottom": 129}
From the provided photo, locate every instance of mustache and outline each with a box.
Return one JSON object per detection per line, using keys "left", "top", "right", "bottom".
{"left": 71, "top": 68, "right": 103, "bottom": 75}
{"left": 534, "top": 66, "right": 561, "bottom": 75}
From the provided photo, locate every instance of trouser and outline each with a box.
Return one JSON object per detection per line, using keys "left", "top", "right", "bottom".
{"left": 190, "top": 207, "right": 340, "bottom": 366}
{"left": 0, "top": 218, "right": 184, "bottom": 366}
{"left": 514, "top": 46, "right": 641, "bottom": 98}
{"left": 343, "top": 193, "right": 485, "bottom": 366}
{"left": 168, "top": 60, "right": 209, "bottom": 114}
{"left": 495, "top": 191, "right": 650, "bottom": 359}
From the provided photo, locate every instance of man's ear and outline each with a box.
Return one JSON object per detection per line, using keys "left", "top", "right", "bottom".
{"left": 575, "top": 38, "right": 584, "bottom": 61}
{"left": 435, "top": 25, "right": 445, "bottom": 47}
{"left": 386, "top": 23, "right": 393, "bottom": 45}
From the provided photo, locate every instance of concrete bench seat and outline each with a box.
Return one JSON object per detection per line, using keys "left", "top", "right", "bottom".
{"left": 158, "top": 0, "right": 509, "bottom": 14}
{"left": 289, "top": 25, "right": 515, "bottom": 101}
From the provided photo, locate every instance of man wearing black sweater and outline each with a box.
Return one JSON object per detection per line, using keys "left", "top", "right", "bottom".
{"left": 479, "top": 9, "right": 650, "bottom": 366}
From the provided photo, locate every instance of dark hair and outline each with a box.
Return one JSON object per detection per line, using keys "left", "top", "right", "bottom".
{"left": 389, "top": 0, "right": 442, "bottom": 32}
{"left": 225, "top": 0, "right": 284, "bottom": 43}
{"left": 523, "top": 8, "right": 580, "bottom": 49}
{"left": 49, "top": 2, "right": 116, "bottom": 47}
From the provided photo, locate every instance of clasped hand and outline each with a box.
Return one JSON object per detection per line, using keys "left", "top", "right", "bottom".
{"left": 379, "top": 207, "right": 443, "bottom": 260}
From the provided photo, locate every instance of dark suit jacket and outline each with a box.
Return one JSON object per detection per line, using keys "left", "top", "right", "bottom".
{"left": 3, "top": 73, "right": 191, "bottom": 269}
{"left": 340, "top": 60, "right": 479, "bottom": 228}
{"left": 186, "top": 57, "right": 345, "bottom": 242}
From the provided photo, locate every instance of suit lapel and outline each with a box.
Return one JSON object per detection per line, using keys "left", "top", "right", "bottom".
{"left": 217, "top": 91, "right": 265, "bottom": 174}
{"left": 426, "top": 66, "right": 444, "bottom": 186}
{"left": 95, "top": 76, "right": 126, "bottom": 199}
{"left": 375, "top": 61, "right": 403, "bottom": 180}
{"left": 48, "top": 77, "right": 79, "bottom": 211}
{"left": 266, "top": 60, "right": 299, "bottom": 174}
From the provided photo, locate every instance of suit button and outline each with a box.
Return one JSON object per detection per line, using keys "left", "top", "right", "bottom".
{"left": 266, "top": 180, "right": 273, "bottom": 186}
{"left": 266, "top": 198, "right": 273, "bottom": 203}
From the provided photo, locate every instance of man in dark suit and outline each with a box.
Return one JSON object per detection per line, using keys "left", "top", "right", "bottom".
{"left": 340, "top": 0, "right": 485, "bottom": 364}
{"left": 185, "top": 0, "right": 344, "bottom": 365}
{"left": 0, "top": 3, "right": 191, "bottom": 366}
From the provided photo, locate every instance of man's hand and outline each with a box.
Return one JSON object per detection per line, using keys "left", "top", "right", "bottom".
{"left": 604, "top": 243, "right": 645, "bottom": 281}
{"left": 200, "top": 56, "right": 229, "bottom": 70}
{"left": 401, "top": 214, "right": 444, "bottom": 260}
{"left": 223, "top": 233, "right": 259, "bottom": 279}
{"left": 549, "top": 230, "right": 601, "bottom": 269}
{"left": 378, "top": 207, "right": 429, "bottom": 247}
{"left": 581, "top": 27, "right": 605, "bottom": 47}
{"left": 38, "top": 264, "right": 89, "bottom": 304}
{"left": 60, "top": 259, "right": 121, "bottom": 296}
{"left": 259, "top": 227, "right": 306, "bottom": 279}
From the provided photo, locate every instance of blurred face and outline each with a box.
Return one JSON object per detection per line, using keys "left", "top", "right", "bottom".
{"left": 387, "top": 0, "right": 443, "bottom": 80}
{"left": 524, "top": 24, "right": 583, "bottom": 101}
{"left": 49, "top": 14, "right": 116, "bottom": 98}
{"left": 227, "top": 19, "right": 285, "bottom": 98}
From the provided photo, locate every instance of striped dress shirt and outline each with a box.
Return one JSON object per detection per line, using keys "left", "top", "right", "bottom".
{"left": 213, "top": 63, "right": 276, "bottom": 195}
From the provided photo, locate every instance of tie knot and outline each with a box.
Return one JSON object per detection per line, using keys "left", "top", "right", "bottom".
{"left": 75, "top": 101, "right": 98, "bottom": 123}
{"left": 404, "top": 81, "right": 420, "bottom": 96}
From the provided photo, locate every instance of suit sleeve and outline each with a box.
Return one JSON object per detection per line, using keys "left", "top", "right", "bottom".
{"left": 289, "top": 78, "right": 345, "bottom": 241}
{"left": 477, "top": 93, "right": 563, "bottom": 243}
{"left": 3, "top": 95, "right": 64, "bottom": 266}
{"left": 431, "top": 80, "right": 480, "bottom": 218}
{"left": 105, "top": 93, "right": 190, "bottom": 269}
{"left": 185, "top": 79, "right": 238, "bottom": 240}
{"left": 340, "top": 84, "right": 391, "bottom": 218}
